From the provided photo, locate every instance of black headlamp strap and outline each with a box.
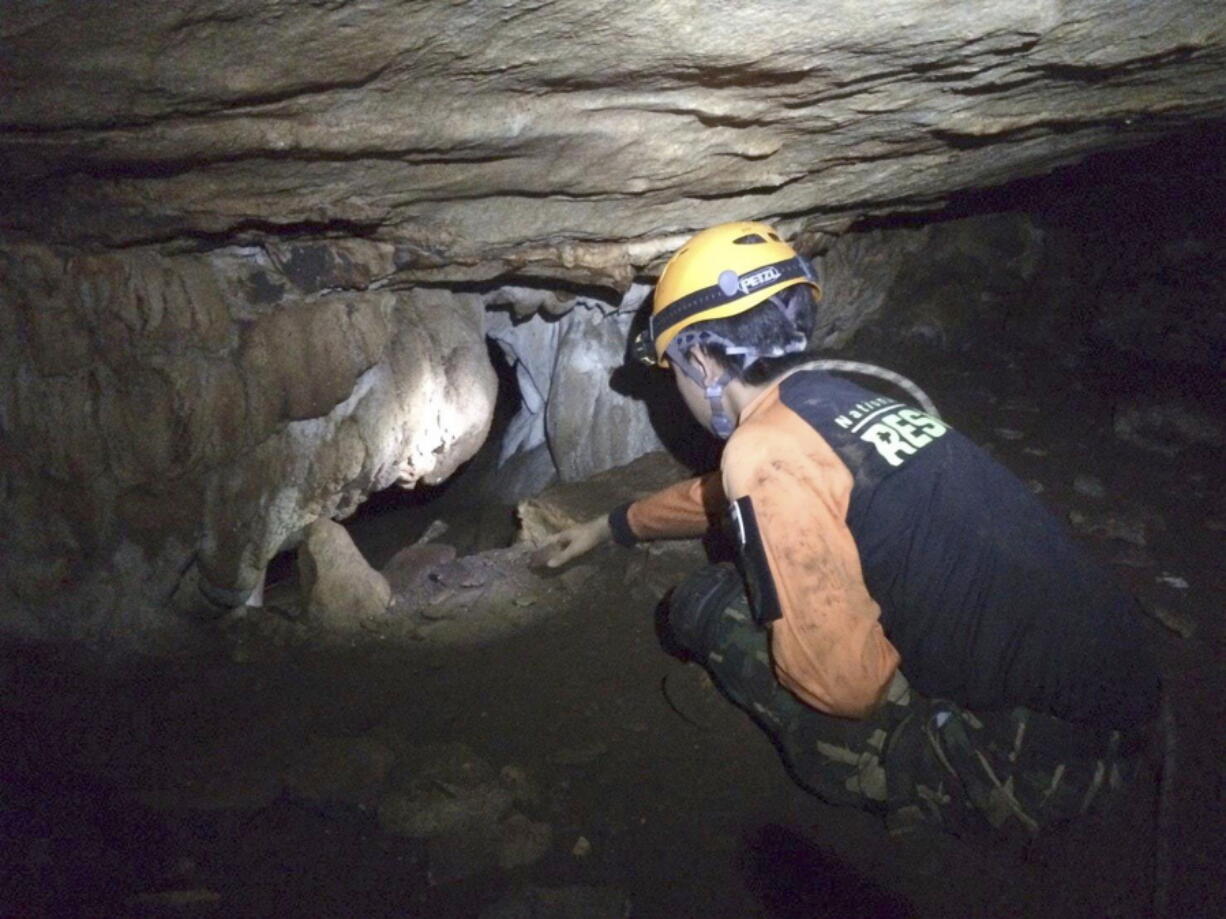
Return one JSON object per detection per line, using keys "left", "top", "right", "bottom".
{"left": 650, "top": 255, "right": 818, "bottom": 344}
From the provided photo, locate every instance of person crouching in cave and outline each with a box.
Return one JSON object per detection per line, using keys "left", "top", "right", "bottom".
{"left": 533, "top": 220, "right": 1161, "bottom": 845}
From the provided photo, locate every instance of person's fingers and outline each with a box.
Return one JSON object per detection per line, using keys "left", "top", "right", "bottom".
{"left": 550, "top": 526, "right": 601, "bottom": 567}
{"left": 531, "top": 517, "right": 608, "bottom": 569}
{"left": 528, "top": 536, "right": 564, "bottom": 569}
{"left": 546, "top": 537, "right": 580, "bottom": 567}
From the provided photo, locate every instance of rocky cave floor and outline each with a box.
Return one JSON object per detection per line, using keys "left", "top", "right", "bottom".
{"left": 1, "top": 339, "right": 1223, "bottom": 919}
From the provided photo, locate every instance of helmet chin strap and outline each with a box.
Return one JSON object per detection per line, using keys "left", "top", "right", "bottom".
{"left": 668, "top": 338, "right": 737, "bottom": 439}
{"left": 704, "top": 372, "right": 736, "bottom": 439}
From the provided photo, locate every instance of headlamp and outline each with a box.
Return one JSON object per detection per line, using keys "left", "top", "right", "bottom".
{"left": 630, "top": 325, "right": 659, "bottom": 366}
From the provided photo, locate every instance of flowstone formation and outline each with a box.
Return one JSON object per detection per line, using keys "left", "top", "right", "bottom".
{"left": 1, "top": 252, "right": 496, "bottom": 653}
{"left": 3, "top": 0, "right": 1226, "bottom": 654}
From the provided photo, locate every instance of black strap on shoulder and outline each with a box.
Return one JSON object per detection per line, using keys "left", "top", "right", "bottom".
{"left": 727, "top": 496, "right": 782, "bottom": 626}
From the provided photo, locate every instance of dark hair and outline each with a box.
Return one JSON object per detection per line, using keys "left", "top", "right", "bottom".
{"left": 684, "top": 285, "right": 819, "bottom": 385}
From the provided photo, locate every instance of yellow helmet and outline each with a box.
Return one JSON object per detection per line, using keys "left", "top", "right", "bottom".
{"left": 634, "top": 220, "right": 822, "bottom": 367}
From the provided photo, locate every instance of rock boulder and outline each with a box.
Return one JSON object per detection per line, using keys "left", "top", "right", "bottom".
{"left": 298, "top": 519, "right": 393, "bottom": 631}
{"left": 517, "top": 451, "right": 694, "bottom": 544}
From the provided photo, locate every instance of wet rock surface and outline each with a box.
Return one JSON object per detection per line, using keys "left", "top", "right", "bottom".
{"left": 1114, "top": 398, "right": 1226, "bottom": 455}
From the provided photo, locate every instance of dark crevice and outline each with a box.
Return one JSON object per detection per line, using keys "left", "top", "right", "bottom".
{"left": 1022, "top": 45, "right": 1203, "bottom": 85}
{"left": 23, "top": 148, "right": 526, "bottom": 184}
{"left": 405, "top": 188, "right": 641, "bottom": 204}
{"left": 410, "top": 275, "right": 627, "bottom": 305}
{"left": 926, "top": 115, "right": 1154, "bottom": 150}
{"left": 824, "top": 66, "right": 917, "bottom": 90}
{"left": 589, "top": 106, "right": 776, "bottom": 130}
{"left": 778, "top": 70, "right": 915, "bottom": 109}
{"left": 536, "top": 63, "right": 816, "bottom": 94}
{"left": 715, "top": 149, "right": 779, "bottom": 162}
{"left": 848, "top": 121, "right": 1226, "bottom": 233}
{"left": 682, "top": 174, "right": 810, "bottom": 202}
{"left": 104, "top": 217, "right": 385, "bottom": 253}
{"left": 1, "top": 63, "right": 394, "bottom": 136}
{"left": 982, "top": 36, "right": 1043, "bottom": 56}
{"left": 922, "top": 70, "right": 984, "bottom": 83}
{"left": 951, "top": 75, "right": 1045, "bottom": 97}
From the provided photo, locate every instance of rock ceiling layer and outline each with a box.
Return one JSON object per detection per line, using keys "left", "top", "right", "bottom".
{"left": 4, "top": 0, "right": 1226, "bottom": 284}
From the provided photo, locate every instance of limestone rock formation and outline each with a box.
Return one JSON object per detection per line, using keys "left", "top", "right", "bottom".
{"left": 298, "top": 519, "right": 393, "bottom": 632}
{"left": 545, "top": 301, "right": 663, "bottom": 482}
{"left": 0, "top": 246, "right": 495, "bottom": 654}
{"left": 489, "top": 285, "right": 666, "bottom": 484}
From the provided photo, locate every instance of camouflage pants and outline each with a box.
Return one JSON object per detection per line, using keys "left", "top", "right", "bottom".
{"left": 667, "top": 563, "right": 1144, "bottom": 842}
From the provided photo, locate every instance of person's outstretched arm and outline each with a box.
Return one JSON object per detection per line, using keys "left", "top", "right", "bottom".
{"left": 532, "top": 472, "right": 726, "bottom": 568}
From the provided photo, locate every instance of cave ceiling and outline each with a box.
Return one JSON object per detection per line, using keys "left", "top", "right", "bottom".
{"left": 3, "top": 0, "right": 1226, "bottom": 286}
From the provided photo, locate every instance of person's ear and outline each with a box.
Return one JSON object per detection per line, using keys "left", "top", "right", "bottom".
{"left": 686, "top": 346, "right": 723, "bottom": 386}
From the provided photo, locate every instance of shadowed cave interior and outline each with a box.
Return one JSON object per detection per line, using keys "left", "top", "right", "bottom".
{"left": 2, "top": 19, "right": 1225, "bottom": 913}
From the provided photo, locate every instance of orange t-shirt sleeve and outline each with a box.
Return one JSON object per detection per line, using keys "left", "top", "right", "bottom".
{"left": 722, "top": 397, "right": 900, "bottom": 719}
{"left": 624, "top": 472, "right": 727, "bottom": 541}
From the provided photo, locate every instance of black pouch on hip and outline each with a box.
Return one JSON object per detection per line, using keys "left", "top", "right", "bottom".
{"left": 726, "top": 496, "right": 783, "bottom": 627}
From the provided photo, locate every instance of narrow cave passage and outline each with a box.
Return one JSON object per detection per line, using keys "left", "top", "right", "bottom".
{"left": 258, "top": 339, "right": 526, "bottom": 606}
{"left": 1, "top": 131, "right": 1223, "bottom": 919}
{"left": 337, "top": 337, "right": 533, "bottom": 567}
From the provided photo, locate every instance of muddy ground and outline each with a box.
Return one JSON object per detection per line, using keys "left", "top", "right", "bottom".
{"left": 1, "top": 339, "right": 1222, "bottom": 919}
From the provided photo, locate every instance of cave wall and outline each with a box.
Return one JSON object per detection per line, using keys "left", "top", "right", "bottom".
{"left": 1, "top": 245, "right": 494, "bottom": 653}
{"left": 488, "top": 284, "right": 671, "bottom": 486}
{"left": 821, "top": 130, "right": 1226, "bottom": 373}
{"left": 3, "top": 0, "right": 1226, "bottom": 655}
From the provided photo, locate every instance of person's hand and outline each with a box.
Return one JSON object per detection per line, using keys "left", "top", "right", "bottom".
{"left": 530, "top": 515, "right": 612, "bottom": 569}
